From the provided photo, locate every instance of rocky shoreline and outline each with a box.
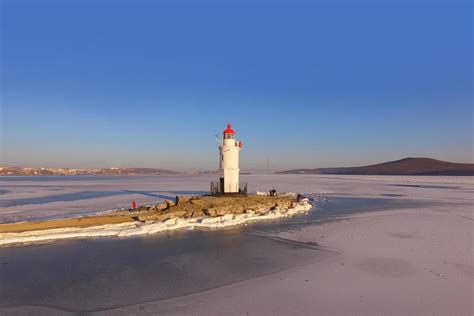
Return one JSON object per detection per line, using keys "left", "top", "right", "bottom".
{"left": 116, "top": 195, "right": 296, "bottom": 221}
{"left": 0, "top": 194, "right": 312, "bottom": 246}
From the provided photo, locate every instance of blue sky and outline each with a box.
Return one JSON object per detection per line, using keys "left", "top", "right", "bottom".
{"left": 2, "top": 1, "right": 472, "bottom": 171}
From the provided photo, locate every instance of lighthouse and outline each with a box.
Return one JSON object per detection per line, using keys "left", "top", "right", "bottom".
{"left": 218, "top": 124, "right": 243, "bottom": 194}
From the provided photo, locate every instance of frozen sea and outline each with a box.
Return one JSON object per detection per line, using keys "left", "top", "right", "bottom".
{"left": 0, "top": 174, "right": 472, "bottom": 314}
{"left": 0, "top": 174, "right": 472, "bottom": 223}
{"left": 0, "top": 175, "right": 215, "bottom": 223}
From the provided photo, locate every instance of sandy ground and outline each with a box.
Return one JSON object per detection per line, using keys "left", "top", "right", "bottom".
{"left": 0, "top": 175, "right": 472, "bottom": 315}
{"left": 0, "top": 215, "right": 136, "bottom": 233}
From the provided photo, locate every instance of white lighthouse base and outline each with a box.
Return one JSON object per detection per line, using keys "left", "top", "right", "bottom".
{"left": 220, "top": 169, "right": 240, "bottom": 193}
{"left": 210, "top": 178, "right": 247, "bottom": 196}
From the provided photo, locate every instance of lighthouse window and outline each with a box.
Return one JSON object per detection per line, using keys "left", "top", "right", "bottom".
{"left": 225, "top": 134, "right": 235, "bottom": 139}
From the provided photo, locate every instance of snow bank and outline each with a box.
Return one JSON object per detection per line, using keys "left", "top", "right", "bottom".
{"left": 0, "top": 199, "right": 312, "bottom": 247}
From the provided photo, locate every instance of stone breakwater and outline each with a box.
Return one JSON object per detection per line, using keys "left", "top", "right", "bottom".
{"left": 0, "top": 195, "right": 312, "bottom": 246}
{"left": 131, "top": 195, "right": 297, "bottom": 221}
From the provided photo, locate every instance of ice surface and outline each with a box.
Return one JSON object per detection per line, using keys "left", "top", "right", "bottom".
{"left": 0, "top": 175, "right": 212, "bottom": 223}
{"left": 99, "top": 175, "right": 472, "bottom": 315}
{"left": 0, "top": 175, "right": 472, "bottom": 314}
{"left": 1, "top": 174, "right": 472, "bottom": 223}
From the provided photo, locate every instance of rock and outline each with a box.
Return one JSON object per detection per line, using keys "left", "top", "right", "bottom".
{"left": 200, "top": 217, "right": 222, "bottom": 224}
{"left": 164, "top": 218, "right": 177, "bottom": 226}
{"left": 190, "top": 210, "right": 205, "bottom": 218}
{"left": 178, "top": 197, "right": 191, "bottom": 203}
{"left": 244, "top": 210, "right": 255, "bottom": 216}
{"left": 204, "top": 208, "right": 217, "bottom": 216}
{"left": 254, "top": 208, "right": 268, "bottom": 215}
{"left": 167, "top": 210, "right": 187, "bottom": 219}
{"left": 222, "top": 214, "right": 234, "bottom": 221}
{"left": 204, "top": 205, "right": 245, "bottom": 217}
{"left": 137, "top": 206, "right": 148, "bottom": 212}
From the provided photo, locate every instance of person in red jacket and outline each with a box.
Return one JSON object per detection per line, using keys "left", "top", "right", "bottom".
{"left": 132, "top": 200, "right": 137, "bottom": 210}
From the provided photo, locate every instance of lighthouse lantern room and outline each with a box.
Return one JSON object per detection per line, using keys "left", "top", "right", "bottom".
{"left": 218, "top": 124, "right": 244, "bottom": 194}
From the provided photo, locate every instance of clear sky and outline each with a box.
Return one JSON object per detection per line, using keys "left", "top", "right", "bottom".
{"left": 1, "top": 1, "right": 472, "bottom": 171}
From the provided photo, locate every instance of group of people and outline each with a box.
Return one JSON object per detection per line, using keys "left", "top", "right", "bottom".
{"left": 131, "top": 195, "right": 180, "bottom": 212}
{"left": 164, "top": 196, "right": 180, "bottom": 210}
{"left": 269, "top": 190, "right": 304, "bottom": 203}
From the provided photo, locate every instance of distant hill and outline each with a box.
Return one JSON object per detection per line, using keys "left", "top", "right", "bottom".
{"left": 278, "top": 158, "right": 474, "bottom": 176}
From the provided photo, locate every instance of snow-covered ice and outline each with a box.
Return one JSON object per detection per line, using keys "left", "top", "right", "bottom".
{"left": 0, "top": 174, "right": 472, "bottom": 314}
{"left": 1, "top": 174, "right": 472, "bottom": 223}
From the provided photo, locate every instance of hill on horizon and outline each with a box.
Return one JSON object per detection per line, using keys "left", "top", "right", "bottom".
{"left": 278, "top": 158, "right": 474, "bottom": 176}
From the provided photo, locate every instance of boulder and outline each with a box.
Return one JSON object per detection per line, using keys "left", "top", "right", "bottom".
{"left": 222, "top": 214, "right": 234, "bottom": 221}
{"left": 190, "top": 209, "right": 205, "bottom": 218}
{"left": 200, "top": 217, "right": 222, "bottom": 224}
{"left": 164, "top": 218, "right": 177, "bottom": 226}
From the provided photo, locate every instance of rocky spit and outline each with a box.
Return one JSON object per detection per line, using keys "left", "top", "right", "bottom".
{"left": 0, "top": 194, "right": 311, "bottom": 246}
{"left": 123, "top": 195, "right": 296, "bottom": 222}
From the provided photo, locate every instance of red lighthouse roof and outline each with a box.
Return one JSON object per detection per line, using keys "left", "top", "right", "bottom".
{"left": 223, "top": 124, "right": 236, "bottom": 134}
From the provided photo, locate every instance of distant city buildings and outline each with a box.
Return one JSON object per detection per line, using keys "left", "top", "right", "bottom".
{"left": 0, "top": 166, "right": 254, "bottom": 176}
{"left": 0, "top": 167, "right": 180, "bottom": 176}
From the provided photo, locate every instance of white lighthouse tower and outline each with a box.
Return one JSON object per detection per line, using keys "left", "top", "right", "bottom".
{"left": 219, "top": 124, "right": 243, "bottom": 194}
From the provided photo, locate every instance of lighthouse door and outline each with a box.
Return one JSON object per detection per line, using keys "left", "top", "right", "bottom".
{"left": 220, "top": 177, "right": 224, "bottom": 195}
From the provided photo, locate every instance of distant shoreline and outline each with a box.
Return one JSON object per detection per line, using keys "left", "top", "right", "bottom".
{"left": 278, "top": 157, "right": 474, "bottom": 176}
{"left": 0, "top": 174, "right": 183, "bottom": 177}
{"left": 3, "top": 157, "right": 473, "bottom": 177}
{"left": 1, "top": 173, "right": 473, "bottom": 178}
